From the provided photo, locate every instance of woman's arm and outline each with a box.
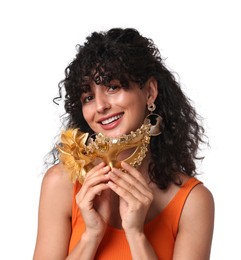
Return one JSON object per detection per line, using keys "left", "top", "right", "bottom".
{"left": 107, "top": 162, "right": 158, "bottom": 259}
{"left": 173, "top": 184, "right": 215, "bottom": 260}
{"left": 33, "top": 163, "right": 112, "bottom": 260}
{"left": 33, "top": 164, "right": 73, "bottom": 259}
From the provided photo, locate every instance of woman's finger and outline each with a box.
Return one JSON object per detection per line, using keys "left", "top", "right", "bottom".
{"left": 109, "top": 167, "right": 152, "bottom": 200}
{"left": 79, "top": 163, "right": 110, "bottom": 198}
{"left": 107, "top": 170, "right": 153, "bottom": 204}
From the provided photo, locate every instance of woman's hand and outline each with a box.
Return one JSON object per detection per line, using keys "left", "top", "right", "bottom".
{"left": 75, "top": 162, "right": 111, "bottom": 239}
{"left": 107, "top": 161, "right": 153, "bottom": 235}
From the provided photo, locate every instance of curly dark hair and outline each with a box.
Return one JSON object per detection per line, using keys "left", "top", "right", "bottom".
{"left": 52, "top": 27, "right": 206, "bottom": 189}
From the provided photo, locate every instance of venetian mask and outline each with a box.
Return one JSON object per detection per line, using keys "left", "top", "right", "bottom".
{"left": 57, "top": 121, "right": 151, "bottom": 183}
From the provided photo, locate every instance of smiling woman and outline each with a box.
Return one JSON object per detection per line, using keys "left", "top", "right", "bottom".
{"left": 33, "top": 28, "right": 214, "bottom": 260}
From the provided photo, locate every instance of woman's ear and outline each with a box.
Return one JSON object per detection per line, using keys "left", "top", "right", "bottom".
{"left": 146, "top": 78, "right": 158, "bottom": 105}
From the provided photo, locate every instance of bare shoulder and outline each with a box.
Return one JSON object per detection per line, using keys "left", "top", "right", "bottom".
{"left": 180, "top": 177, "right": 215, "bottom": 233}
{"left": 179, "top": 174, "right": 214, "bottom": 210}
{"left": 186, "top": 180, "right": 214, "bottom": 213}
{"left": 40, "top": 164, "right": 73, "bottom": 214}
{"left": 173, "top": 178, "right": 215, "bottom": 259}
{"left": 42, "top": 164, "right": 73, "bottom": 191}
{"left": 34, "top": 164, "right": 73, "bottom": 259}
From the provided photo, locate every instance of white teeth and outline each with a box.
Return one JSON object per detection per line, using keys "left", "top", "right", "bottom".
{"left": 101, "top": 114, "right": 122, "bottom": 125}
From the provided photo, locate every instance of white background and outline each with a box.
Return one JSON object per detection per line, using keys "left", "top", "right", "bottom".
{"left": 0, "top": 0, "right": 240, "bottom": 259}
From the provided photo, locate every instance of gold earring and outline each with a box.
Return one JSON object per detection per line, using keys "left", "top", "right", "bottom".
{"left": 145, "top": 103, "right": 162, "bottom": 136}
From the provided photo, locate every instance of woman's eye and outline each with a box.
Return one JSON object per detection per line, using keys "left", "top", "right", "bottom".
{"left": 81, "top": 95, "right": 94, "bottom": 104}
{"left": 108, "top": 85, "right": 121, "bottom": 92}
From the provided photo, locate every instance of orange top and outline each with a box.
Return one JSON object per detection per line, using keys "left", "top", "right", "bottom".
{"left": 68, "top": 177, "right": 201, "bottom": 259}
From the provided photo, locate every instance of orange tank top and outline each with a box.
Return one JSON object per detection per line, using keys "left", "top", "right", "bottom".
{"left": 68, "top": 177, "right": 201, "bottom": 259}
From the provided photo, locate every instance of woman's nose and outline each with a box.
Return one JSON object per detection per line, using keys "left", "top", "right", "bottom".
{"left": 95, "top": 89, "right": 111, "bottom": 113}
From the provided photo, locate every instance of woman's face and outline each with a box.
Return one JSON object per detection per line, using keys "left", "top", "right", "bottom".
{"left": 81, "top": 79, "right": 154, "bottom": 137}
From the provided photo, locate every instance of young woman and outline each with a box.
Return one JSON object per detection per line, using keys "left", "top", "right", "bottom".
{"left": 33, "top": 28, "right": 214, "bottom": 259}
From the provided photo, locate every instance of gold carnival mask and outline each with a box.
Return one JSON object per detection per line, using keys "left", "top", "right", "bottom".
{"left": 57, "top": 122, "right": 152, "bottom": 183}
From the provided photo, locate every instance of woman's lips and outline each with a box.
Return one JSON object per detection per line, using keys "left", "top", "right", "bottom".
{"left": 98, "top": 113, "right": 124, "bottom": 130}
{"left": 100, "top": 113, "right": 123, "bottom": 125}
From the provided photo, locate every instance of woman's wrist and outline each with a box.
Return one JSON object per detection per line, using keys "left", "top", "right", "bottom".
{"left": 125, "top": 231, "right": 158, "bottom": 260}
{"left": 66, "top": 231, "right": 103, "bottom": 259}
{"left": 125, "top": 229, "right": 145, "bottom": 243}
{"left": 83, "top": 228, "right": 105, "bottom": 245}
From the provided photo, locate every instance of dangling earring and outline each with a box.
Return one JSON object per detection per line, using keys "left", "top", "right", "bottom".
{"left": 145, "top": 103, "right": 162, "bottom": 136}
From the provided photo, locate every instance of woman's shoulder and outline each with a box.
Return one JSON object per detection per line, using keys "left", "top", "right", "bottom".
{"left": 174, "top": 176, "right": 215, "bottom": 258}
{"left": 183, "top": 175, "right": 213, "bottom": 202}
{"left": 179, "top": 174, "right": 214, "bottom": 207}
{"left": 189, "top": 180, "right": 214, "bottom": 212}
{"left": 180, "top": 175, "right": 215, "bottom": 225}
{"left": 43, "top": 163, "right": 71, "bottom": 182}
{"left": 41, "top": 163, "right": 73, "bottom": 198}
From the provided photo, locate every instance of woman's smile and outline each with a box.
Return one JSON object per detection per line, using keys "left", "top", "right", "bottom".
{"left": 98, "top": 113, "right": 124, "bottom": 126}
{"left": 98, "top": 113, "right": 124, "bottom": 131}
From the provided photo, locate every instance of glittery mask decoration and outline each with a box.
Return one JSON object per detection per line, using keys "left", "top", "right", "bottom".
{"left": 57, "top": 122, "right": 151, "bottom": 183}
